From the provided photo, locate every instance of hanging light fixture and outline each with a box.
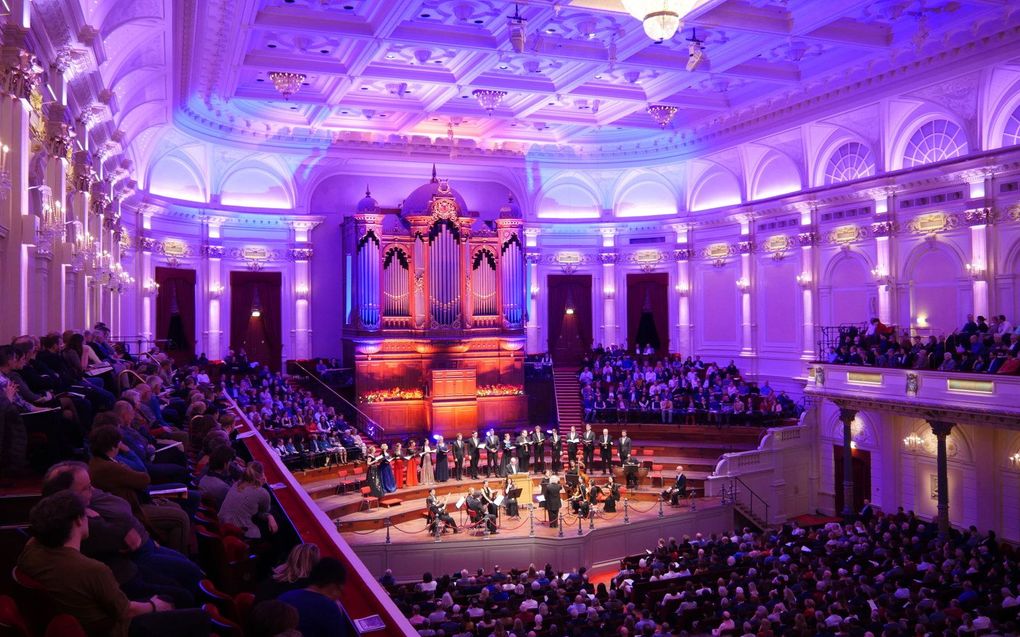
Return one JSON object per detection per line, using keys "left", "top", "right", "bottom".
{"left": 622, "top": 0, "right": 696, "bottom": 42}
{"left": 647, "top": 104, "right": 678, "bottom": 128}
{"left": 686, "top": 28, "right": 706, "bottom": 71}
{"left": 507, "top": 3, "right": 527, "bottom": 53}
{"left": 472, "top": 89, "right": 507, "bottom": 115}
{"left": 268, "top": 71, "right": 306, "bottom": 99}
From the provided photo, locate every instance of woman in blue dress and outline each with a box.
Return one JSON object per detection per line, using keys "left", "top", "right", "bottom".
{"left": 378, "top": 443, "right": 397, "bottom": 493}
{"left": 434, "top": 435, "right": 450, "bottom": 483}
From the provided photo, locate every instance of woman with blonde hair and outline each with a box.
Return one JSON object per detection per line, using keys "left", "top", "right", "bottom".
{"left": 254, "top": 543, "right": 321, "bottom": 603}
{"left": 219, "top": 461, "right": 278, "bottom": 539}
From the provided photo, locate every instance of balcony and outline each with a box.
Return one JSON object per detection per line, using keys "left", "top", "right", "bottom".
{"left": 805, "top": 364, "right": 1020, "bottom": 428}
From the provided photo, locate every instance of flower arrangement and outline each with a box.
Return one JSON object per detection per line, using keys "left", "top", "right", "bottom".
{"left": 476, "top": 384, "right": 525, "bottom": 397}
{"left": 360, "top": 387, "right": 424, "bottom": 403}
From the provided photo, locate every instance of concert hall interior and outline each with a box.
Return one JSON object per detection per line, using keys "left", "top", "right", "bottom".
{"left": 3, "top": 0, "right": 1020, "bottom": 635}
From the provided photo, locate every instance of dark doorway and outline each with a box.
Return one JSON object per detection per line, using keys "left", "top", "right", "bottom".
{"left": 626, "top": 272, "right": 669, "bottom": 355}
{"left": 833, "top": 445, "right": 872, "bottom": 515}
{"left": 547, "top": 274, "right": 592, "bottom": 364}
{"left": 230, "top": 271, "right": 283, "bottom": 371}
{"left": 154, "top": 267, "right": 196, "bottom": 365}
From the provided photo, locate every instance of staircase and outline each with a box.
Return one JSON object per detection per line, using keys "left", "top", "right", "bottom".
{"left": 552, "top": 365, "right": 583, "bottom": 434}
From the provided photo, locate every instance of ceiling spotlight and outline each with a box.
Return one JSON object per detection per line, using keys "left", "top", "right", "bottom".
{"left": 622, "top": 0, "right": 696, "bottom": 42}
{"left": 507, "top": 4, "right": 527, "bottom": 53}
{"left": 647, "top": 104, "right": 678, "bottom": 128}
{"left": 686, "top": 29, "right": 705, "bottom": 71}
{"left": 472, "top": 89, "right": 507, "bottom": 115}
{"left": 268, "top": 72, "right": 306, "bottom": 99}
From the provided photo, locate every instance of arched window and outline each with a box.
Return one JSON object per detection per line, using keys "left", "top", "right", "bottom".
{"left": 824, "top": 142, "right": 876, "bottom": 184}
{"left": 903, "top": 119, "right": 968, "bottom": 168}
{"left": 1002, "top": 104, "right": 1020, "bottom": 148}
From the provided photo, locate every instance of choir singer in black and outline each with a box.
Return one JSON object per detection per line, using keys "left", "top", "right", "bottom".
{"left": 467, "top": 431, "right": 481, "bottom": 480}
{"left": 598, "top": 428, "right": 613, "bottom": 475}
{"left": 542, "top": 475, "right": 562, "bottom": 527}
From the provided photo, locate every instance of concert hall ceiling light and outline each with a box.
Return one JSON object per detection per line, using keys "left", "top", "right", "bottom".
{"left": 622, "top": 0, "right": 696, "bottom": 42}
{"left": 507, "top": 3, "right": 527, "bottom": 54}
{"left": 268, "top": 71, "right": 306, "bottom": 99}
{"left": 686, "top": 29, "right": 706, "bottom": 72}
{"left": 647, "top": 104, "right": 678, "bottom": 128}
{"left": 472, "top": 89, "right": 507, "bottom": 115}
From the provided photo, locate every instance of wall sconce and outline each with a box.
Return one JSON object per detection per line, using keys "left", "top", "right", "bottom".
{"left": 603, "top": 286, "right": 615, "bottom": 299}
{"left": 916, "top": 314, "right": 928, "bottom": 328}
{"left": 736, "top": 277, "right": 750, "bottom": 293}
{"left": 295, "top": 284, "right": 310, "bottom": 299}
{"left": 795, "top": 273, "right": 812, "bottom": 288}
{"left": 530, "top": 285, "right": 539, "bottom": 299}
{"left": 965, "top": 263, "right": 986, "bottom": 280}
{"left": 209, "top": 283, "right": 224, "bottom": 297}
{"left": 1009, "top": 451, "right": 1020, "bottom": 467}
{"left": 142, "top": 280, "right": 160, "bottom": 296}
{"left": 871, "top": 267, "right": 892, "bottom": 287}
{"left": 565, "top": 307, "right": 575, "bottom": 315}
{"left": 903, "top": 433, "right": 924, "bottom": 451}
{"left": 675, "top": 283, "right": 690, "bottom": 297}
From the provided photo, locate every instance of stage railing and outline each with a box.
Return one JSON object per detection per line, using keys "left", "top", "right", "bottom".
{"left": 226, "top": 394, "right": 415, "bottom": 635}
{"left": 292, "top": 361, "right": 385, "bottom": 440}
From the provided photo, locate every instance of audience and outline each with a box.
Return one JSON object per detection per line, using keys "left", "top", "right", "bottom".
{"left": 830, "top": 315, "right": 1020, "bottom": 375}
{"left": 277, "top": 557, "right": 349, "bottom": 637}
{"left": 577, "top": 345, "right": 800, "bottom": 426}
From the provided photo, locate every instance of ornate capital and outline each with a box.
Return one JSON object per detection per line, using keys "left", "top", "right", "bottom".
{"left": 796, "top": 231, "right": 816, "bottom": 246}
{"left": 523, "top": 227, "right": 540, "bottom": 239}
{"left": 870, "top": 221, "right": 895, "bottom": 237}
{"left": 525, "top": 251, "right": 541, "bottom": 265}
{"left": 964, "top": 207, "right": 995, "bottom": 226}
{"left": 1, "top": 49, "right": 42, "bottom": 101}
{"left": 290, "top": 247, "right": 314, "bottom": 260}
{"left": 202, "top": 245, "right": 225, "bottom": 258}
{"left": 139, "top": 237, "right": 158, "bottom": 252}
{"left": 673, "top": 248, "right": 693, "bottom": 262}
{"left": 838, "top": 407, "right": 857, "bottom": 426}
{"left": 928, "top": 420, "right": 955, "bottom": 438}
{"left": 737, "top": 240, "right": 755, "bottom": 254}
{"left": 598, "top": 251, "right": 619, "bottom": 265}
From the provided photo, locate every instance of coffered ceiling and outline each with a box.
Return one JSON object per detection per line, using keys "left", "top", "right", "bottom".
{"left": 175, "top": 0, "right": 1011, "bottom": 148}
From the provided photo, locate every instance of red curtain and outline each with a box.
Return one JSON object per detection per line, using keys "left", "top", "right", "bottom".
{"left": 626, "top": 273, "right": 669, "bottom": 354}
{"left": 154, "top": 267, "right": 196, "bottom": 362}
{"left": 547, "top": 275, "right": 592, "bottom": 363}
{"left": 229, "top": 271, "right": 282, "bottom": 371}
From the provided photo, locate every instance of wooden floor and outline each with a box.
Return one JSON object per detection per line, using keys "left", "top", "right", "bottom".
{"left": 340, "top": 493, "right": 720, "bottom": 546}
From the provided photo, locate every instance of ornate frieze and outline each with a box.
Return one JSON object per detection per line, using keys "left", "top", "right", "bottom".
{"left": 1010, "top": 204, "right": 1020, "bottom": 223}
{"left": 629, "top": 249, "right": 664, "bottom": 272}
{"left": 761, "top": 234, "right": 792, "bottom": 260}
{"left": 825, "top": 224, "right": 869, "bottom": 245}
{"left": 550, "top": 251, "right": 590, "bottom": 273}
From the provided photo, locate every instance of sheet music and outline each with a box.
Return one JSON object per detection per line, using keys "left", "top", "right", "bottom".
{"left": 455, "top": 497, "right": 466, "bottom": 509}
{"left": 535, "top": 495, "right": 546, "bottom": 502}
{"left": 493, "top": 494, "right": 505, "bottom": 506}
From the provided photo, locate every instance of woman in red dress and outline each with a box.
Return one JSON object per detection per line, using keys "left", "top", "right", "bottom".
{"left": 404, "top": 440, "right": 420, "bottom": 487}
{"left": 392, "top": 442, "right": 406, "bottom": 490}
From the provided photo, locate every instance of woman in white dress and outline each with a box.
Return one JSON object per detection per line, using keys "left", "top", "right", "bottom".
{"left": 420, "top": 439, "right": 436, "bottom": 486}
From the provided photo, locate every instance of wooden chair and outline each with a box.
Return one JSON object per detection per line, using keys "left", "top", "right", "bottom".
{"left": 359, "top": 486, "right": 379, "bottom": 511}
{"left": 335, "top": 469, "right": 350, "bottom": 495}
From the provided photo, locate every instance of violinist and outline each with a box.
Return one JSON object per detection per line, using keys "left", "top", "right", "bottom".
{"left": 570, "top": 478, "right": 591, "bottom": 518}
{"left": 480, "top": 479, "right": 498, "bottom": 520}
{"left": 603, "top": 475, "right": 621, "bottom": 513}
{"left": 504, "top": 475, "right": 520, "bottom": 518}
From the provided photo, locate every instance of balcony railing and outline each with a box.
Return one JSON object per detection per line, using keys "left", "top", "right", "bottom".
{"left": 805, "top": 364, "right": 1020, "bottom": 419}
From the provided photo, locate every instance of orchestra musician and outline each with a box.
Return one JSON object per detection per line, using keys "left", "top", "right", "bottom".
{"left": 582, "top": 423, "right": 596, "bottom": 469}
{"left": 543, "top": 475, "right": 562, "bottom": 527}
{"left": 532, "top": 426, "right": 546, "bottom": 473}
{"left": 465, "top": 487, "right": 496, "bottom": 534}
{"left": 623, "top": 452, "right": 640, "bottom": 489}
{"left": 566, "top": 426, "right": 580, "bottom": 463}
{"left": 570, "top": 477, "right": 591, "bottom": 518}
{"left": 662, "top": 466, "right": 687, "bottom": 505}
{"left": 603, "top": 475, "right": 620, "bottom": 513}
{"left": 425, "top": 488, "right": 458, "bottom": 534}
{"left": 598, "top": 428, "right": 613, "bottom": 475}
{"left": 480, "top": 480, "right": 498, "bottom": 520}
{"left": 503, "top": 475, "right": 519, "bottom": 518}
{"left": 484, "top": 430, "right": 499, "bottom": 477}
{"left": 467, "top": 431, "right": 481, "bottom": 479}
{"left": 549, "top": 428, "right": 563, "bottom": 473}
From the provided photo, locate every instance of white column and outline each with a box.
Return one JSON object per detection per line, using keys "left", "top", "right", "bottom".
{"left": 599, "top": 227, "right": 617, "bottom": 348}
{"left": 290, "top": 219, "right": 319, "bottom": 359}
{"left": 738, "top": 216, "right": 754, "bottom": 356}
{"left": 871, "top": 188, "right": 896, "bottom": 324}
{"left": 797, "top": 206, "right": 817, "bottom": 360}
{"left": 670, "top": 224, "right": 692, "bottom": 356}
{"left": 524, "top": 228, "right": 541, "bottom": 352}
{"left": 206, "top": 217, "right": 225, "bottom": 359}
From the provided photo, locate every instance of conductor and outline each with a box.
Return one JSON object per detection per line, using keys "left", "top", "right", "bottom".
{"left": 543, "top": 475, "right": 562, "bottom": 527}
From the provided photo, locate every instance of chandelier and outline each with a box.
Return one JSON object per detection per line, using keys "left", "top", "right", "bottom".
{"left": 647, "top": 104, "right": 678, "bottom": 128}
{"left": 268, "top": 72, "right": 306, "bottom": 99}
{"left": 472, "top": 89, "right": 507, "bottom": 115}
{"left": 622, "top": 1, "right": 696, "bottom": 42}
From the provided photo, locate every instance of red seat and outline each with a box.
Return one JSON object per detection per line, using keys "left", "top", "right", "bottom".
{"left": 0, "top": 595, "right": 31, "bottom": 637}
{"left": 335, "top": 469, "right": 350, "bottom": 495}
{"left": 44, "top": 615, "right": 87, "bottom": 637}
{"left": 203, "top": 603, "right": 242, "bottom": 637}
{"left": 379, "top": 497, "right": 402, "bottom": 508}
{"left": 359, "top": 486, "right": 378, "bottom": 511}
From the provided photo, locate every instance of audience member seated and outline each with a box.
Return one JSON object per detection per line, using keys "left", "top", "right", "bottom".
{"left": 277, "top": 557, "right": 349, "bottom": 637}
{"left": 16, "top": 490, "right": 209, "bottom": 637}
{"left": 255, "top": 543, "right": 321, "bottom": 604}
{"left": 218, "top": 461, "right": 278, "bottom": 540}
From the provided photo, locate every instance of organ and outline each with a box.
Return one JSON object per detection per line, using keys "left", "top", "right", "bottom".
{"left": 342, "top": 167, "right": 528, "bottom": 437}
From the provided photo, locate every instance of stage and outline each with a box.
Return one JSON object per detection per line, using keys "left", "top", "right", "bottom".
{"left": 301, "top": 473, "right": 735, "bottom": 581}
